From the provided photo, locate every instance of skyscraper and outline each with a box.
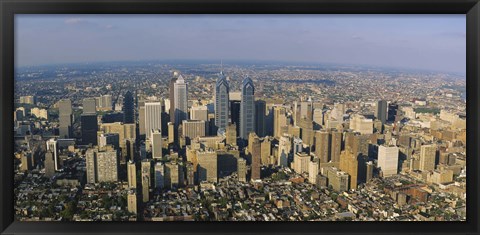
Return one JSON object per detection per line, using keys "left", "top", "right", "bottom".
{"left": 144, "top": 102, "right": 162, "bottom": 139}
{"left": 230, "top": 100, "right": 241, "bottom": 135}
{"left": 278, "top": 135, "right": 291, "bottom": 167}
{"left": 96, "top": 149, "right": 119, "bottom": 182}
{"left": 250, "top": 134, "right": 261, "bottom": 181}
{"left": 151, "top": 129, "right": 162, "bottom": 159}
{"left": 273, "top": 106, "right": 287, "bottom": 139}
{"left": 339, "top": 150, "right": 359, "bottom": 189}
{"left": 377, "top": 145, "right": 399, "bottom": 177}
{"left": 85, "top": 148, "right": 96, "bottom": 184}
{"left": 293, "top": 152, "right": 310, "bottom": 174}
{"left": 123, "top": 91, "right": 135, "bottom": 124}
{"left": 185, "top": 162, "right": 195, "bottom": 186}
{"left": 215, "top": 69, "right": 230, "bottom": 131}
{"left": 293, "top": 137, "right": 303, "bottom": 154}
{"left": 44, "top": 151, "right": 55, "bottom": 178}
{"left": 138, "top": 103, "right": 146, "bottom": 137}
{"left": 240, "top": 76, "right": 255, "bottom": 140}
{"left": 46, "top": 138, "right": 59, "bottom": 171}
{"left": 154, "top": 162, "right": 165, "bottom": 189}
{"left": 85, "top": 147, "right": 119, "bottom": 183}
{"left": 127, "top": 191, "right": 137, "bottom": 214}
{"left": 182, "top": 120, "right": 207, "bottom": 144}
{"left": 420, "top": 144, "right": 437, "bottom": 171}
{"left": 197, "top": 149, "right": 218, "bottom": 183}
{"left": 255, "top": 100, "right": 266, "bottom": 137}
{"left": 99, "top": 122, "right": 136, "bottom": 162}
{"left": 81, "top": 114, "right": 98, "bottom": 145}
{"left": 308, "top": 160, "right": 319, "bottom": 184}
{"left": 376, "top": 100, "right": 388, "bottom": 124}
{"left": 388, "top": 102, "right": 399, "bottom": 122}
{"left": 141, "top": 160, "right": 151, "bottom": 202}
{"left": 226, "top": 123, "right": 237, "bottom": 146}
{"left": 237, "top": 158, "right": 247, "bottom": 182}
{"left": 174, "top": 75, "right": 188, "bottom": 128}
{"left": 127, "top": 160, "right": 137, "bottom": 189}
{"left": 169, "top": 73, "right": 178, "bottom": 125}
{"left": 330, "top": 130, "right": 342, "bottom": 162}
{"left": 315, "top": 131, "right": 330, "bottom": 163}
{"left": 190, "top": 105, "right": 209, "bottom": 121}
{"left": 83, "top": 98, "right": 96, "bottom": 114}
{"left": 58, "top": 99, "right": 72, "bottom": 138}
{"left": 164, "top": 161, "right": 184, "bottom": 188}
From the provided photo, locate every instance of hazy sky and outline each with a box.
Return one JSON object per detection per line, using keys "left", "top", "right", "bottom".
{"left": 15, "top": 15, "right": 466, "bottom": 73}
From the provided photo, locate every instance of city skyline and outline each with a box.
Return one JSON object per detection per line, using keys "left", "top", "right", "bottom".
{"left": 15, "top": 15, "right": 465, "bottom": 73}
{"left": 13, "top": 15, "right": 467, "bottom": 222}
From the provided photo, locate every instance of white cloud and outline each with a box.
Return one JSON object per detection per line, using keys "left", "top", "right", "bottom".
{"left": 64, "top": 18, "right": 85, "bottom": 25}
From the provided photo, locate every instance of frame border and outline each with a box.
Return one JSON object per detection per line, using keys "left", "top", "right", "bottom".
{"left": 1, "top": 0, "right": 479, "bottom": 234}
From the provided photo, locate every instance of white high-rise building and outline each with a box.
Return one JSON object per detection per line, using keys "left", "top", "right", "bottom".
{"left": 308, "top": 160, "right": 319, "bottom": 184}
{"left": 377, "top": 145, "right": 399, "bottom": 177}
{"left": 144, "top": 102, "right": 162, "bottom": 139}
{"left": 174, "top": 75, "right": 188, "bottom": 128}
{"left": 46, "top": 138, "right": 59, "bottom": 170}
{"left": 151, "top": 129, "right": 162, "bottom": 159}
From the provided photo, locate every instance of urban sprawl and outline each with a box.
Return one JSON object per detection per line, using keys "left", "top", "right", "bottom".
{"left": 14, "top": 62, "right": 466, "bottom": 221}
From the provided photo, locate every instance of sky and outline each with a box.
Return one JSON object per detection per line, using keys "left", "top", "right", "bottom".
{"left": 15, "top": 14, "right": 466, "bottom": 73}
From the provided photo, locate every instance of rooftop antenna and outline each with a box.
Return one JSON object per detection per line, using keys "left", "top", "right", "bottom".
{"left": 221, "top": 59, "right": 223, "bottom": 72}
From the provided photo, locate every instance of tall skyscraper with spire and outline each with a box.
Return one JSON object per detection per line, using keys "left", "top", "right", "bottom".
{"left": 215, "top": 64, "right": 230, "bottom": 133}
{"left": 240, "top": 76, "right": 255, "bottom": 140}
{"left": 174, "top": 74, "right": 188, "bottom": 128}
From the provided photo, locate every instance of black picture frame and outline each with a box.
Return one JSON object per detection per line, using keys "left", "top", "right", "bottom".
{"left": 1, "top": 0, "right": 479, "bottom": 234}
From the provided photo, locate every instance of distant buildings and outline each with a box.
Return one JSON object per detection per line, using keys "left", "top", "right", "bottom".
{"left": 19, "top": 95, "right": 35, "bottom": 105}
